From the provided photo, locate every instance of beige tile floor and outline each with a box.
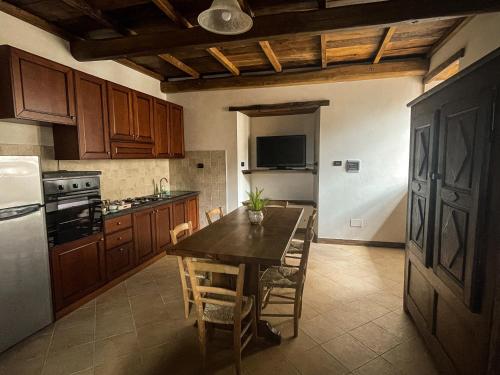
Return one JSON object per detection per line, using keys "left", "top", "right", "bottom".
{"left": 0, "top": 244, "right": 440, "bottom": 375}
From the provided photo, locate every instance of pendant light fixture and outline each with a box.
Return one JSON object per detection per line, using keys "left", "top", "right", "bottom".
{"left": 198, "top": 0, "right": 253, "bottom": 35}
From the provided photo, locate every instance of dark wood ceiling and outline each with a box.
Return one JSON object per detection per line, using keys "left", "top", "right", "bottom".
{"left": 1, "top": 0, "right": 498, "bottom": 92}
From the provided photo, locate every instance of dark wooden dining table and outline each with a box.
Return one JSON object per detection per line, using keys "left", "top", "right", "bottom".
{"left": 166, "top": 206, "right": 304, "bottom": 343}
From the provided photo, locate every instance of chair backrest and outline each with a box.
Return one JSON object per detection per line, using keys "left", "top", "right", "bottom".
{"left": 170, "top": 221, "right": 193, "bottom": 245}
{"left": 297, "top": 209, "right": 318, "bottom": 283}
{"left": 186, "top": 259, "right": 246, "bottom": 321}
{"left": 205, "top": 207, "right": 224, "bottom": 225}
{"left": 266, "top": 200, "right": 289, "bottom": 208}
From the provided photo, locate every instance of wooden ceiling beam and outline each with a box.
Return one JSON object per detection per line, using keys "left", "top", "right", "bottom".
{"left": 423, "top": 48, "right": 465, "bottom": 84}
{"left": 318, "top": 0, "right": 328, "bottom": 9}
{"left": 60, "top": 0, "right": 135, "bottom": 36}
{"left": 159, "top": 54, "right": 200, "bottom": 78}
{"left": 373, "top": 26, "right": 396, "bottom": 63}
{"left": 229, "top": 100, "right": 330, "bottom": 117}
{"left": 320, "top": 34, "right": 328, "bottom": 68}
{"left": 259, "top": 41, "right": 282, "bottom": 73}
{"left": 207, "top": 47, "right": 240, "bottom": 76}
{"left": 161, "top": 58, "right": 428, "bottom": 93}
{"left": 71, "top": 0, "right": 500, "bottom": 61}
{"left": 152, "top": 0, "right": 193, "bottom": 28}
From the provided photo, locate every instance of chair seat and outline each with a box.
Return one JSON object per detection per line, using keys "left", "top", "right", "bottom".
{"left": 287, "top": 239, "right": 304, "bottom": 254}
{"left": 203, "top": 296, "right": 253, "bottom": 324}
{"left": 260, "top": 266, "right": 299, "bottom": 288}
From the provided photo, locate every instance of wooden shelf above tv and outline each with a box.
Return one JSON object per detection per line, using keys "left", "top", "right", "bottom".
{"left": 242, "top": 168, "right": 316, "bottom": 175}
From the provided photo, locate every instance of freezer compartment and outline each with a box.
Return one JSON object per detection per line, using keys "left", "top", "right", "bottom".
{"left": 0, "top": 156, "right": 44, "bottom": 210}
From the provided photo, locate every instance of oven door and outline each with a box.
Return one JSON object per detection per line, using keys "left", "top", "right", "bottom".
{"left": 46, "top": 193, "right": 102, "bottom": 247}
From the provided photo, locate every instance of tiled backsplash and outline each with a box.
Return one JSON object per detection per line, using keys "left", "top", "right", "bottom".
{"left": 170, "top": 151, "right": 227, "bottom": 227}
{"left": 0, "top": 143, "right": 169, "bottom": 201}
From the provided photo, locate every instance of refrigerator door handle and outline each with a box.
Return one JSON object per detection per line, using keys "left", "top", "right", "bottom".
{"left": 0, "top": 204, "right": 41, "bottom": 221}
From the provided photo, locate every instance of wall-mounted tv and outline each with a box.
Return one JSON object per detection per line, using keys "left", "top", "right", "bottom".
{"left": 256, "top": 135, "right": 306, "bottom": 168}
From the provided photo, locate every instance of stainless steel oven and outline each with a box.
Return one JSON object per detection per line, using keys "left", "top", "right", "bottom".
{"left": 42, "top": 171, "right": 103, "bottom": 248}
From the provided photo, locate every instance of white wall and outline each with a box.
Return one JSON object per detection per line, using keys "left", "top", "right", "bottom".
{"left": 236, "top": 112, "right": 251, "bottom": 206}
{"left": 170, "top": 77, "right": 422, "bottom": 243}
{"left": 429, "top": 13, "right": 500, "bottom": 74}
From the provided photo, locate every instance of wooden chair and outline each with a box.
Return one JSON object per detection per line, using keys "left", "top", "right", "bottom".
{"left": 286, "top": 208, "right": 318, "bottom": 260}
{"left": 205, "top": 206, "right": 224, "bottom": 225}
{"left": 259, "top": 215, "right": 315, "bottom": 337}
{"left": 170, "top": 221, "right": 197, "bottom": 319}
{"left": 266, "top": 200, "right": 289, "bottom": 208}
{"left": 186, "top": 259, "right": 257, "bottom": 375}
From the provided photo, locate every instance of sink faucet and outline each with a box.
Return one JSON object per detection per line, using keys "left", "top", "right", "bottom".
{"left": 159, "top": 177, "right": 169, "bottom": 194}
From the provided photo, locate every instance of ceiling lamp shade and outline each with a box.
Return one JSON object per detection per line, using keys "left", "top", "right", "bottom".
{"left": 198, "top": 0, "right": 253, "bottom": 35}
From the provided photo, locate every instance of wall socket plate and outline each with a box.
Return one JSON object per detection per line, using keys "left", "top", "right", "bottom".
{"left": 350, "top": 219, "right": 363, "bottom": 228}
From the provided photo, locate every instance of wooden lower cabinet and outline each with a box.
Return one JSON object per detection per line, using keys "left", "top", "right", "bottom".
{"left": 133, "top": 208, "right": 157, "bottom": 263}
{"left": 155, "top": 203, "right": 173, "bottom": 253}
{"left": 186, "top": 196, "right": 199, "bottom": 230}
{"left": 50, "top": 233, "right": 106, "bottom": 311}
{"left": 106, "top": 242, "right": 135, "bottom": 280}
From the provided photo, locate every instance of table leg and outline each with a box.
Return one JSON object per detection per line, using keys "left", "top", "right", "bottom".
{"left": 245, "top": 263, "right": 282, "bottom": 344}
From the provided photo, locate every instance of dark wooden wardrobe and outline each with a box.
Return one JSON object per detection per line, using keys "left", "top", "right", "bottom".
{"left": 405, "top": 48, "right": 500, "bottom": 375}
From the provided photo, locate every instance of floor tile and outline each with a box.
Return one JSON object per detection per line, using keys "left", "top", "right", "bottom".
{"left": 94, "top": 353, "right": 143, "bottom": 375}
{"left": 352, "top": 357, "right": 402, "bottom": 375}
{"left": 42, "top": 342, "right": 93, "bottom": 375}
{"left": 382, "top": 337, "right": 439, "bottom": 375}
{"left": 349, "top": 322, "right": 402, "bottom": 354}
{"left": 322, "top": 334, "right": 378, "bottom": 371}
{"left": 301, "top": 315, "right": 345, "bottom": 344}
{"left": 288, "top": 346, "right": 349, "bottom": 375}
{"left": 94, "top": 332, "right": 139, "bottom": 365}
{"left": 49, "top": 323, "right": 94, "bottom": 353}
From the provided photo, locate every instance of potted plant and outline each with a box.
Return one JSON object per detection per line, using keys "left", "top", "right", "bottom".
{"left": 246, "top": 188, "right": 268, "bottom": 225}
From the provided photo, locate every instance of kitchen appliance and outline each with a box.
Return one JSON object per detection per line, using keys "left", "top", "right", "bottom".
{"left": 42, "top": 171, "right": 102, "bottom": 248}
{"left": 0, "top": 156, "right": 53, "bottom": 353}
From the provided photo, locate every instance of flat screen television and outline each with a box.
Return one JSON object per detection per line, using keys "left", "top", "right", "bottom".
{"left": 256, "top": 135, "right": 306, "bottom": 168}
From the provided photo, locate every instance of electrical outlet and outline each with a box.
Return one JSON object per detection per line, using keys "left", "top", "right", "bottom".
{"left": 350, "top": 219, "right": 363, "bottom": 228}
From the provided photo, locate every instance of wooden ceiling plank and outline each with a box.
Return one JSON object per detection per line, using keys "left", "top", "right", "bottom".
{"left": 207, "top": 47, "right": 240, "bottom": 76}
{"left": 161, "top": 58, "right": 428, "bottom": 93}
{"left": 115, "top": 58, "right": 165, "bottom": 80}
{"left": 60, "top": 0, "right": 135, "bottom": 36}
{"left": 373, "top": 26, "right": 396, "bottom": 63}
{"left": 159, "top": 53, "right": 200, "bottom": 78}
{"left": 152, "top": 0, "right": 194, "bottom": 28}
{"left": 321, "top": 34, "right": 328, "bottom": 68}
{"left": 0, "top": 1, "right": 78, "bottom": 41}
{"left": 259, "top": 41, "right": 282, "bottom": 72}
{"left": 423, "top": 48, "right": 465, "bottom": 84}
{"left": 427, "top": 17, "right": 474, "bottom": 57}
{"left": 318, "top": 0, "right": 328, "bottom": 9}
{"left": 71, "top": 0, "right": 500, "bottom": 61}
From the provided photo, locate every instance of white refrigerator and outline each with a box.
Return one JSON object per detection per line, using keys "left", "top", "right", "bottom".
{"left": 0, "top": 156, "right": 53, "bottom": 353}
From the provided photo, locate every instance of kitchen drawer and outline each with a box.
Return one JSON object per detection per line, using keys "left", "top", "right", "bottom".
{"left": 110, "top": 142, "right": 155, "bottom": 159}
{"left": 106, "top": 242, "right": 134, "bottom": 280}
{"left": 105, "top": 214, "right": 132, "bottom": 234}
{"left": 106, "top": 228, "right": 133, "bottom": 249}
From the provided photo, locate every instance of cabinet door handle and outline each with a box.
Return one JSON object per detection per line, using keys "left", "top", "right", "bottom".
{"left": 120, "top": 248, "right": 124, "bottom": 253}
{"left": 117, "top": 222, "right": 122, "bottom": 225}
{"left": 118, "top": 236, "right": 122, "bottom": 240}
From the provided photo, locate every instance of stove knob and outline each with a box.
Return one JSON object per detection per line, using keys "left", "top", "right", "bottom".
{"left": 73, "top": 183, "right": 79, "bottom": 189}
{"left": 57, "top": 185, "right": 64, "bottom": 191}
{"left": 85, "top": 182, "right": 91, "bottom": 187}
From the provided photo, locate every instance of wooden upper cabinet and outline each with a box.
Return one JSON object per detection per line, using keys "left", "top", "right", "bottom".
{"left": 74, "top": 71, "right": 110, "bottom": 159}
{"left": 154, "top": 99, "right": 171, "bottom": 158}
{"left": 169, "top": 103, "right": 185, "bottom": 158}
{"left": 134, "top": 92, "right": 154, "bottom": 143}
{"left": 107, "top": 82, "right": 135, "bottom": 141}
{"left": 0, "top": 46, "right": 76, "bottom": 125}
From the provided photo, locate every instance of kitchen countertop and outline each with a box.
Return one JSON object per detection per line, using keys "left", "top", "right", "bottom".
{"left": 103, "top": 191, "right": 199, "bottom": 219}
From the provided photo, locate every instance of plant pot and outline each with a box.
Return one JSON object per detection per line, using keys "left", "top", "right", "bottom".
{"left": 248, "top": 210, "right": 264, "bottom": 225}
